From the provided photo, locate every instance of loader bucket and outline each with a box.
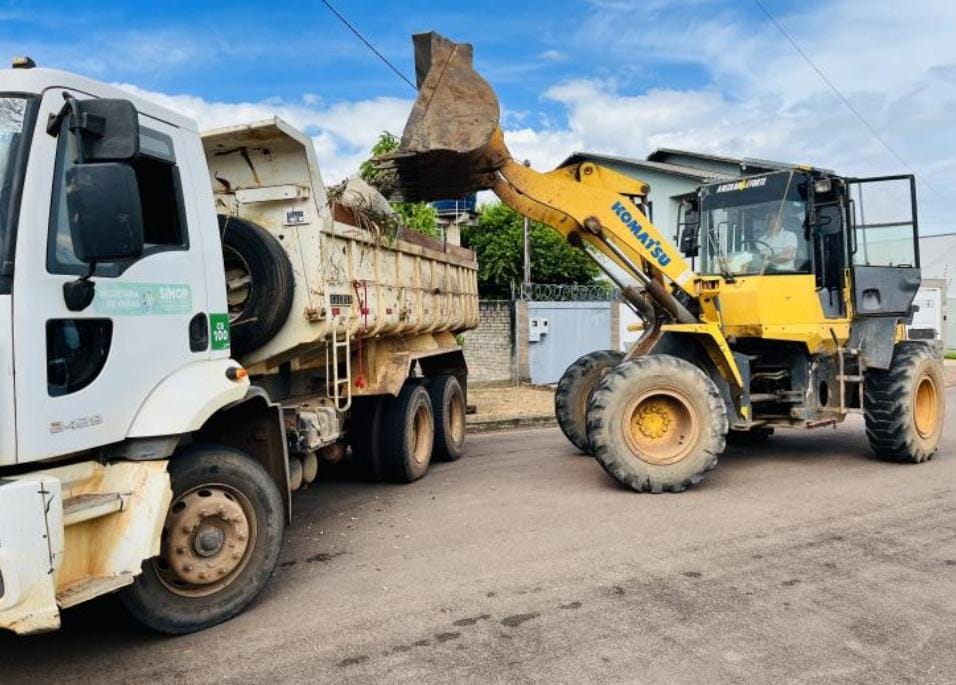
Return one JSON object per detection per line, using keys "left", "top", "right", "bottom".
{"left": 378, "top": 32, "right": 508, "bottom": 202}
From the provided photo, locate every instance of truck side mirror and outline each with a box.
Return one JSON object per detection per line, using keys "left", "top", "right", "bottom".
{"left": 49, "top": 98, "right": 141, "bottom": 163}
{"left": 62, "top": 163, "right": 144, "bottom": 311}
{"left": 66, "top": 163, "right": 144, "bottom": 262}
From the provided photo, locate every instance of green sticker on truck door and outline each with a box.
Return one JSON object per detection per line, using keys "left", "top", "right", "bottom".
{"left": 93, "top": 283, "right": 192, "bottom": 315}
{"left": 209, "top": 313, "right": 231, "bottom": 350}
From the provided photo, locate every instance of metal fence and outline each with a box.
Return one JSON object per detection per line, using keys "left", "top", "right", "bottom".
{"left": 513, "top": 282, "right": 620, "bottom": 302}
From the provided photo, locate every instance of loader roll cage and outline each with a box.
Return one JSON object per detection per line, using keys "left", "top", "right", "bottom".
{"left": 0, "top": 93, "right": 38, "bottom": 294}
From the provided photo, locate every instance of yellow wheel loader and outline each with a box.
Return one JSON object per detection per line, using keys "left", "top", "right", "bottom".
{"left": 380, "top": 32, "right": 945, "bottom": 493}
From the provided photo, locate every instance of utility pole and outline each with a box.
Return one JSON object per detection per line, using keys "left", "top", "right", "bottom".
{"left": 522, "top": 159, "right": 531, "bottom": 289}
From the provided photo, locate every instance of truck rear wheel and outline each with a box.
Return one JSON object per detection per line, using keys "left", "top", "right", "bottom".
{"left": 427, "top": 374, "right": 466, "bottom": 461}
{"left": 555, "top": 350, "right": 625, "bottom": 454}
{"left": 864, "top": 342, "right": 944, "bottom": 463}
{"left": 380, "top": 382, "right": 435, "bottom": 482}
{"left": 120, "top": 445, "right": 284, "bottom": 634}
{"left": 587, "top": 355, "right": 727, "bottom": 493}
{"left": 219, "top": 214, "right": 294, "bottom": 356}
{"left": 349, "top": 396, "right": 384, "bottom": 481}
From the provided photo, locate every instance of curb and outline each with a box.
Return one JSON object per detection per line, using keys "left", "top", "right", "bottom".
{"left": 466, "top": 415, "right": 557, "bottom": 434}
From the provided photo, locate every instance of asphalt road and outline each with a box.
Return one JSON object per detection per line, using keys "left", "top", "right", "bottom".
{"left": 4, "top": 390, "right": 956, "bottom": 684}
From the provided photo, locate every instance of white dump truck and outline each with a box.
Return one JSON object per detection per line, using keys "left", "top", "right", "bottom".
{"left": 0, "top": 59, "right": 478, "bottom": 635}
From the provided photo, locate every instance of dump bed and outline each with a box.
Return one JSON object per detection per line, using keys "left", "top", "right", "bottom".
{"left": 201, "top": 119, "right": 479, "bottom": 378}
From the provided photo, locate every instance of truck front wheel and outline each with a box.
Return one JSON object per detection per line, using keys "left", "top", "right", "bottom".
{"left": 120, "top": 445, "right": 284, "bottom": 635}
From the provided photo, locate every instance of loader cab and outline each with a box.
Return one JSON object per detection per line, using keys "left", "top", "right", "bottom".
{"left": 693, "top": 168, "right": 920, "bottom": 323}
{"left": 698, "top": 170, "right": 814, "bottom": 279}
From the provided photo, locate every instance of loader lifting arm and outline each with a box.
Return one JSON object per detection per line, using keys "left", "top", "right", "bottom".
{"left": 380, "top": 32, "right": 698, "bottom": 326}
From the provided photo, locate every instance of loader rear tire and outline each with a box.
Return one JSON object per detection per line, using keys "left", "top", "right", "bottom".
{"left": 380, "top": 382, "right": 435, "bottom": 483}
{"left": 587, "top": 355, "right": 727, "bottom": 493}
{"left": 864, "top": 342, "right": 944, "bottom": 463}
{"left": 555, "top": 350, "right": 625, "bottom": 454}
{"left": 427, "top": 374, "right": 466, "bottom": 462}
{"left": 219, "top": 214, "right": 295, "bottom": 356}
{"left": 120, "top": 445, "right": 284, "bottom": 635}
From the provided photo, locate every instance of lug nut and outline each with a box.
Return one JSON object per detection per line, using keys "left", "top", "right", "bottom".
{"left": 183, "top": 564, "right": 193, "bottom": 573}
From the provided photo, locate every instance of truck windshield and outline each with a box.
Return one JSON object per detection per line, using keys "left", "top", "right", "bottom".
{"left": 699, "top": 171, "right": 811, "bottom": 276}
{"left": 1, "top": 96, "right": 33, "bottom": 258}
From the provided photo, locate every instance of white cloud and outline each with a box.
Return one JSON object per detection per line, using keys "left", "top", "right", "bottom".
{"left": 115, "top": 84, "right": 413, "bottom": 185}
{"left": 511, "top": 0, "right": 956, "bottom": 232}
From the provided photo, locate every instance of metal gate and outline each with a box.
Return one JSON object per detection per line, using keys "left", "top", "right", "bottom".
{"left": 526, "top": 300, "right": 611, "bottom": 384}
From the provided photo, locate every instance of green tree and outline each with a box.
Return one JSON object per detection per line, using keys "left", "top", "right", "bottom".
{"left": 462, "top": 203, "right": 600, "bottom": 298}
{"left": 360, "top": 131, "right": 440, "bottom": 238}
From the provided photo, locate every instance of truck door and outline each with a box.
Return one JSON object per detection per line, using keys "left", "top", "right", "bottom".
{"left": 847, "top": 175, "right": 921, "bottom": 317}
{"left": 13, "top": 88, "right": 211, "bottom": 462}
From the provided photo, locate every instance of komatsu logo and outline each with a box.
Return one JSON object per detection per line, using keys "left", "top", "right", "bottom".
{"left": 610, "top": 201, "right": 671, "bottom": 267}
{"left": 715, "top": 177, "right": 768, "bottom": 193}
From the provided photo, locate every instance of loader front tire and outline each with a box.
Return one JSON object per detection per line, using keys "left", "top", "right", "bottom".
{"left": 120, "top": 445, "right": 284, "bottom": 635}
{"left": 555, "top": 350, "right": 625, "bottom": 454}
{"left": 587, "top": 355, "right": 727, "bottom": 493}
{"left": 864, "top": 342, "right": 944, "bottom": 463}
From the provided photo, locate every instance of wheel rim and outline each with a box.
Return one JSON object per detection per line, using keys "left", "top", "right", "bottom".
{"left": 154, "top": 484, "right": 258, "bottom": 598}
{"left": 622, "top": 388, "right": 699, "bottom": 465}
{"left": 223, "top": 245, "right": 253, "bottom": 322}
{"left": 411, "top": 403, "right": 434, "bottom": 465}
{"left": 448, "top": 391, "right": 465, "bottom": 445}
{"left": 914, "top": 373, "right": 939, "bottom": 439}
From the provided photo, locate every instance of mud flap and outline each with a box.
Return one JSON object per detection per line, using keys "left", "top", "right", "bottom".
{"left": 0, "top": 477, "right": 62, "bottom": 635}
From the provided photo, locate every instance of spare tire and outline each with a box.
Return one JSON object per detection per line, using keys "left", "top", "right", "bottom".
{"left": 218, "top": 215, "right": 295, "bottom": 356}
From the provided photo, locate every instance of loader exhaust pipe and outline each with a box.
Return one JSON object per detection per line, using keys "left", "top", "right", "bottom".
{"left": 378, "top": 32, "right": 508, "bottom": 201}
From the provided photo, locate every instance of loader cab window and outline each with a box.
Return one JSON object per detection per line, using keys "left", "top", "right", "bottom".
{"left": 699, "top": 171, "right": 811, "bottom": 277}
{"left": 849, "top": 176, "right": 918, "bottom": 268}
{"left": 48, "top": 117, "right": 188, "bottom": 276}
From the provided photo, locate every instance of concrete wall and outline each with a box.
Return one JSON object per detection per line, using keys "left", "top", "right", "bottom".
{"left": 461, "top": 300, "right": 515, "bottom": 384}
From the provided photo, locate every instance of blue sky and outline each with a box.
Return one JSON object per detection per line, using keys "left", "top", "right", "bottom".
{"left": 3, "top": 0, "right": 954, "bottom": 231}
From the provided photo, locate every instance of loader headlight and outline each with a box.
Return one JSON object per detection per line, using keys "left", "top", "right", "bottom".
{"left": 814, "top": 178, "right": 832, "bottom": 194}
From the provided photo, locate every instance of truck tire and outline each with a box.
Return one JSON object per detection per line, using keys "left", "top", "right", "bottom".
{"left": 864, "top": 342, "right": 944, "bottom": 463}
{"left": 555, "top": 350, "right": 625, "bottom": 454}
{"left": 219, "top": 214, "right": 294, "bottom": 356}
{"left": 349, "top": 396, "right": 384, "bottom": 481}
{"left": 119, "top": 444, "right": 284, "bottom": 635}
{"left": 380, "top": 382, "right": 435, "bottom": 482}
{"left": 427, "top": 375, "right": 466, "bottom": 461}
{"left": 587, "top": 355, "right": 727, "bottom": 493}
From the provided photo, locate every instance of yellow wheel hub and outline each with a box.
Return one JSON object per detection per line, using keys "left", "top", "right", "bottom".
{"left": 634, "top": 403, "right": 672, "bottom": 440}
{"left": 623, "top": 389, "right": 699, "bottom": 466}
{"left": 914, "top": 373, "right": 939, "bottom": 439}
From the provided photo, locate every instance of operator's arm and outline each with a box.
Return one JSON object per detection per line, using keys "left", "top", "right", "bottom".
{"left": 768, "top": 231, "right": 797, "bottom": 264}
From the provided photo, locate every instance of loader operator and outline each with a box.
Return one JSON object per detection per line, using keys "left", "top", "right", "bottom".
{"left": 754, "top": 206, "right": 799, "bottom": 272}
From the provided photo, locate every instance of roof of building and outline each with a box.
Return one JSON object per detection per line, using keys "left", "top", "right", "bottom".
{"left": 648, "top": 147, "right": 801, "bottom": 174}
{"left": 560, "top": 151, "right": 737, "bottom": 182}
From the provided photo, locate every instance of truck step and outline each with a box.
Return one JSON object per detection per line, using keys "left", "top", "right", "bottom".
{"left": 57, "top": 574, "right": 136, "bottom": 609}
{"left": 62, "top": 492, "right": 126, "bottom": 526}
